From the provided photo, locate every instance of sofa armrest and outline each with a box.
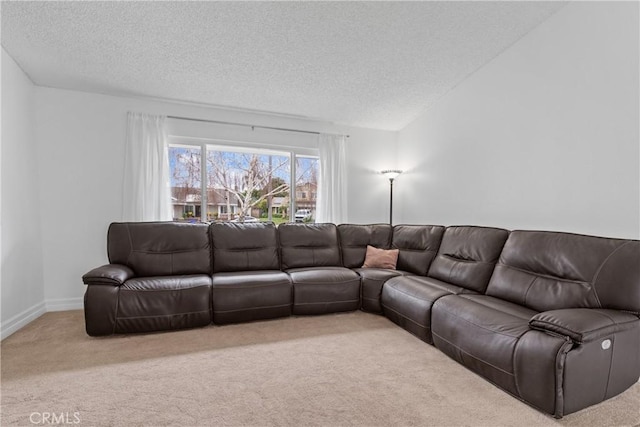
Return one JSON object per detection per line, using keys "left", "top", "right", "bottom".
{"left": 529, "top": 308, "right": 639, "bottom": 344}
{"left": 82, "top": 264, "right": 134, "bottom": 286}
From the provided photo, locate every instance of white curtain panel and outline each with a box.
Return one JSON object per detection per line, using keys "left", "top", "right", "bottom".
{"left": 316, "top": 133, "right": 347, "bottom": 224}
{"left": 122, "top": 112, "right": 172, "bottom": 221}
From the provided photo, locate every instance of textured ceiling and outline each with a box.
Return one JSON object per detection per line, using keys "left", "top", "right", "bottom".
{"left": 1, "top": 1, "right": 565, "bottom": 131}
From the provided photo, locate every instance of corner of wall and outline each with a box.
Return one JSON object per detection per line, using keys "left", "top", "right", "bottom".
{"left": 1, "top": 48, "right": 47, "bottom": 340}
{"left": 0, "top": 301, "right": 46, "bottom": 340}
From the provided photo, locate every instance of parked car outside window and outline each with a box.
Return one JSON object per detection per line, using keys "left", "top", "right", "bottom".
{"left": 294, "top": 209, "right": 312, "bottom": 222}
{"left": 231, "top": 216, "right": 259, "bottom": 223}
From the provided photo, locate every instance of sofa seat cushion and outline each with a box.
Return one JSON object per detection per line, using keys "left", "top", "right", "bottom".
{"left": 431, "top": 294, "right": 538, "bottom": 395}
{"left": 116, "top": 274, "right": 212, "bottom": 333}
{"left": 287, "top": 267, "right": 361, "bottom": 315}
{"left": 353, "top": 268, "right": 414, "bottom": 313}
{"left": 211, "top": 271, "right": 292, "bottom": 324}
{"left": 381, "top": 276, "right": 469, "bottom": 343}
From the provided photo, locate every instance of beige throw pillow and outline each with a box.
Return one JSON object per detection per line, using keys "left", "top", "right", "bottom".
{"left": 362, "top": 245, "right": 399, "bottom": 269}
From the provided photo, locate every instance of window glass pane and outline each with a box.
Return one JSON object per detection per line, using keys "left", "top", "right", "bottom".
{"left": 169, "top": 145, "right": 202, "bottom": 222}
{"left": 206, "top": 148, "right": 290, "bottom": 224}
{"left": 295, "top": 156, "right": 319, "bottom": 223}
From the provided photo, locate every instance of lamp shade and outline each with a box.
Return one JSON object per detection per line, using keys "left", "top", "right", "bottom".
{"left": 381, "top": 169, "right": 402, "bottom": 180}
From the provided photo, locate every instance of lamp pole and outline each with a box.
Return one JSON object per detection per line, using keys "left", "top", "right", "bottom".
{"left": 389, "top": 177, "right": 395, "bottom": 225}
{"left": 381, "top": 170, "right": 402, "bottom": 225}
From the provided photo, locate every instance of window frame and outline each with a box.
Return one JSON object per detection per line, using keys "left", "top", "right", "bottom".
{"left": 168, "top": 136, "right": 319, "bottom": 223}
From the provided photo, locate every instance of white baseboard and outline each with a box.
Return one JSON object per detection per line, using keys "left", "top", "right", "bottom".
{"left": 46, "top": 297, "right": 83, "bottom": 312}
{"left": 1, "top": 298, "right": 84, "bottom": 341}
{"left": 0, "top": 301, "right": 46, "bottom": 340}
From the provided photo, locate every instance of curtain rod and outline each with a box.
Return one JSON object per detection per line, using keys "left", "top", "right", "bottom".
{"left": 167, "top": 115, "right": 349, "bottom": 138}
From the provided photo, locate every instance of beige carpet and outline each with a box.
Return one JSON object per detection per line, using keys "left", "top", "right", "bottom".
{"left": 1, "top": 311, "right": 638, "bottom": 427}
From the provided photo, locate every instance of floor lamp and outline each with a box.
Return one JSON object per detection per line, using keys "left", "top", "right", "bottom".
{"left": 381, "top": 170, "right": 402, "bottom": 225}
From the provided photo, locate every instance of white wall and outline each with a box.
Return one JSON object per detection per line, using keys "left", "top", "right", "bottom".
{"left": 345, "top": 129, "right": 399, "bottom": 224}
{"left": 34, "top": 87, "right": 395, "bottom": 305}
{"left": 396, "top": 1, "right": 639, "bottom": 239}
{"left": 1, "top": 48, "right": 46, "bottom": 338}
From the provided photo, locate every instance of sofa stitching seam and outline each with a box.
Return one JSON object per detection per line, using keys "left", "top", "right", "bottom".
{"left": 522, "top": 276, "right": 538, "bottom": 308}
{"left": 591, "top": 241, "right": 632, "bottom": 308}
{"left": 130, "top": 249, "right": 208, "bottom": 255}
{"left": 501, "top": 264, "right": 587, "bottom": 285}
{"left": 384, "top": 284, "right": 443, "bottom": 303}
{"left": 291, "top": 279, "right": 360, "bottom": 286}
{"left": 440, "top": 308, "right": 528, "bottom": 339}
{"left": 442, "top": 254, "right": 493, "bottom": 265}
{"left": 460, "top": 296, "right": 535, "bottom": 321}
{"left": 603, "top": 334, "right": 616, "bottom": 402}
{"left": 381, "top": 305, "right": 428, "bottom": 329}
{"left": 295, "top": 299, "right": 359, "bottom": 305}
{"left": 113, "top": 288, "right": 121, "bottom": 335}
{"left": 554, "top": 338, "right": 574, "bottom": 417}
{"left": 116, "top": 310, "right": 211, "bottom": 320}
{"left": 120, "top": 285, "right": 211, "bottom": 292}
{"left": 512, "top": 337, "right": 523, "bottom": 398}
{"left": 125, "top": 223, "right": 133, "bottom": 269}
{"left": 212, "top": 282, "right": 291, "bottom": 289}
{"left": 213, "top": 303, "right": 291, "bottom": 313}
{"left": 432, "top": 331, "right": 515, "bottom": 376}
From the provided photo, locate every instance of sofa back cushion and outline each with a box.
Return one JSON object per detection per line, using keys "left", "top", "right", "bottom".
{"left": 210, "top": 222, "right": 280, "bottom": 272}
{"left": 108, "top": 222, "right": 211, "bottom": 277}
{"left": 428, "top": 226, "right": 509, "bottom": 293}
{"left": 338, "top": 224, "right": 393, "bottom": 268}
{"left": 486, "top": 230, "right": 640, "bottom": 313}
{"left": 391, "top": 225, "right": 445, "bottom": 275}
{"left": 279, "top": 223, "right": 341, "bottom": 269}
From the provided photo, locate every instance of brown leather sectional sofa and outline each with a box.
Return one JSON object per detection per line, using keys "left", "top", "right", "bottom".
{"left": 83, "top": 221, "right": 640, "bottom": 418}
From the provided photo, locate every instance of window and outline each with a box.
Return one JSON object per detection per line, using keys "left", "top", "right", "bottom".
{"left": 206, "top": 149, "right": 290, "bottom": 223}
{"left": 169, "top": 145, "right": 202, "bottom": 221}
{"left": 296, "top": 156, "right": 319, "bottom": 222}
{"left": 169, "top": 142, "right": 318, "bottom": 224}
